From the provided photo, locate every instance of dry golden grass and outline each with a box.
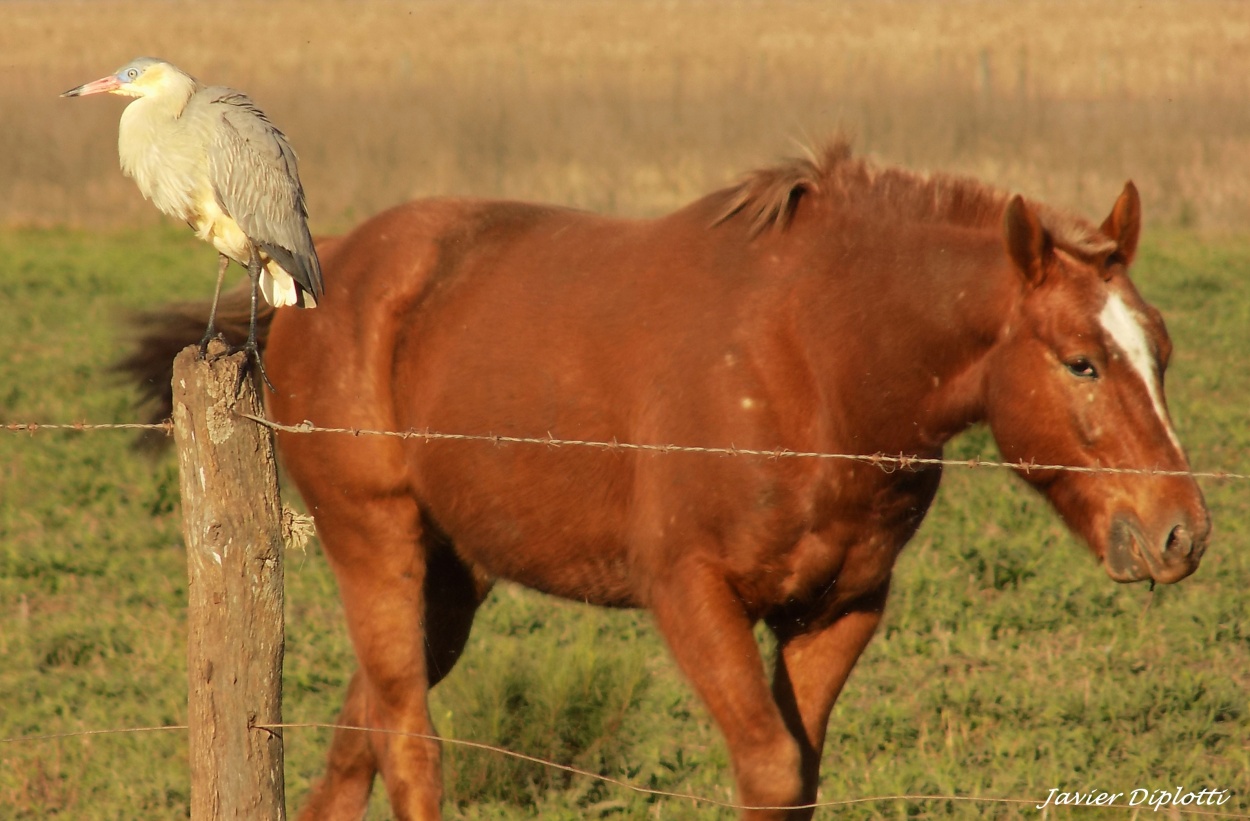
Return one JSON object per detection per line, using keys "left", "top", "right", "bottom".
{"left": 4, "top": 0, "right": 1250, "bottom": 231}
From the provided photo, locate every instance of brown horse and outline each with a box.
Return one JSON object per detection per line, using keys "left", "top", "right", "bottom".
{"left": 125, "top": 140, "right": 1209, "bottom": 820}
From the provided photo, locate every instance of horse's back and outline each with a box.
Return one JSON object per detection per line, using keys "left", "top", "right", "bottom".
{"left": 268, "top": 197, "right": 686, "bottom": 430}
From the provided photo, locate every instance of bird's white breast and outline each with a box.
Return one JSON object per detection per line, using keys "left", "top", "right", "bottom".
{"left": 118, "top": 96, "right": 207, "bottom": 223}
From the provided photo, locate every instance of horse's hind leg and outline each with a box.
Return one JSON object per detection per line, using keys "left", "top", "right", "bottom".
{"left": 296, "top": 495, "right": 442, "bottom": 821}
{"left": 296, "top": 506, "right": 492, "bottom": 821}
{"left": 296, "top": 671, "right": 377, "bottom": 821}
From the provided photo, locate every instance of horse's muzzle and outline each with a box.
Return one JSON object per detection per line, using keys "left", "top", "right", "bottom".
{"left": 1104, "top": 513, "right": 1209, "bottom": 584}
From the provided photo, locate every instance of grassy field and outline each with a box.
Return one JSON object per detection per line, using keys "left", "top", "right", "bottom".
{"left": 1, "top": 228, "right": 1247, "bottom": 818}
{"left": 2, "top": 1, "right": 1249, "bottom": 818}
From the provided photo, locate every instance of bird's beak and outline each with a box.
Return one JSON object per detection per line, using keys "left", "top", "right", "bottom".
{"left": 61, "top": 75, "right": 122, "bottom": 98}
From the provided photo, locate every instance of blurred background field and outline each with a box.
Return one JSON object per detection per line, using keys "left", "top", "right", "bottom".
{"left": 1, "top": 1, "right": 1248, "bottom": 819}
{"left": 4, "top": 0, "right": 1250, "bottom": 231}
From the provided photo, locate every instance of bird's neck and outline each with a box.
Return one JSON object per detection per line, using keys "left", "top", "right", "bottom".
{"left": 116, "top": 73, "right": 201, "bottom": 212}
{"left": 135, "top": 73, "right": 198, "bottom": 120}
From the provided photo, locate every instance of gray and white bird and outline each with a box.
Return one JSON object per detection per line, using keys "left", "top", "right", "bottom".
{"left": 63, "top": 57, "right": 323, "bottom": 384}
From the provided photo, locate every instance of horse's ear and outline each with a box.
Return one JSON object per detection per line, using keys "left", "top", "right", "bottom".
{"left": 1004, "top": 194, "right": 1050, "bottom": 287}
{"left": 1100, "top": 181, "right": 1141, "bottom": 266}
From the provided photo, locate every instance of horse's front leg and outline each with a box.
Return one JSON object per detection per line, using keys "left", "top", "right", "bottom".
{"left": 767, "top": 582, "right": 891, "bottom": 820}
{"left": 650, "top": 557, "right": 804, "bottom": 820}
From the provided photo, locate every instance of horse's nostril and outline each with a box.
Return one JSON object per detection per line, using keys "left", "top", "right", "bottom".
{"left": 1164, "top": 524, "right": 1193, "bottom": 557}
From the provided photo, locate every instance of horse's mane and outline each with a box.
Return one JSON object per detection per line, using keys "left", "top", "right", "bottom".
{"left": 715, "top": 138, "right": 1115, "bottom": 259}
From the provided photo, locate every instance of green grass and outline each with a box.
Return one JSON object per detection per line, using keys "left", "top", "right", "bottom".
{"left": 1, "top": 227, "right": 1247, "bottom": 819}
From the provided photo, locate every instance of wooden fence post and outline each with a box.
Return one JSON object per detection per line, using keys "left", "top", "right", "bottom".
{"left": 172, "top": 341, "right": 286, "bottom": 820}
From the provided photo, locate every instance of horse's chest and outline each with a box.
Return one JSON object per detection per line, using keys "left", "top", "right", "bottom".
{"left": 764, "top": 469, "right": 941, "bottom": 611}
{"left": 773, "top": 520, "right": 906, "bottom": 606}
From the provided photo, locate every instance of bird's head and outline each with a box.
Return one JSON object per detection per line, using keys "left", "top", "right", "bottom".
{"left": 61, "top": 58, "right": 195, "bottom": 100}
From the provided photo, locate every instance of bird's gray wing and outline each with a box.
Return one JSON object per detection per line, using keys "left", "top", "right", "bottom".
{"left": 202, "top": 87, "right": 323, "bottom": 297}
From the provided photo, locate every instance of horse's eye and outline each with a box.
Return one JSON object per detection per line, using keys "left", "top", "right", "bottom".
{"left": 1065, "top": 358, "right": 1098, "bottom": 379}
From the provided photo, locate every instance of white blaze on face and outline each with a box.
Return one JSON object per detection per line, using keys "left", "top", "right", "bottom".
{"left": 1098, "top": 292, "right": 1184, "bottom": 455}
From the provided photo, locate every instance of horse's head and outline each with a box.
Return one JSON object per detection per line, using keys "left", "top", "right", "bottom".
{"left": 984, "top": 183, "right": 1209, "bottom": 584}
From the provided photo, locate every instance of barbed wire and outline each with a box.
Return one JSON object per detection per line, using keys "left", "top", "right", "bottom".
{"left": 6, "top": 414, "right": 1248, "bottom": 481}
{"left": 3, "top": 421, "right": 172, "bottom": 434}
{"left": 237, "top": 412, "right": 1250, "bottom": 481}
{"left": 3, "top": 721, "right": 1245, "bottom": 817}
{"left": 1, "top": 724, "right": 187, "bottom": 743}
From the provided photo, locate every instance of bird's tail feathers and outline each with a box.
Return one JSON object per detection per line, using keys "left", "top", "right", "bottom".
{"left": 262, "top": 241, "right": 323, "bottom": 305}
{"left": 261, "top": 263, "right": 316, "bottom": 308}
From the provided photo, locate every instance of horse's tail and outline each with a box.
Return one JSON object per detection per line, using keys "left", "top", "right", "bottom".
{"left": 117, "top": 284, "right": 275, "bottom": 437}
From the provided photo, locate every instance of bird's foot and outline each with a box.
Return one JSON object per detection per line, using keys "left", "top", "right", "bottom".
{"left": 241, "top": 338, "right": 277, "bottom": 395}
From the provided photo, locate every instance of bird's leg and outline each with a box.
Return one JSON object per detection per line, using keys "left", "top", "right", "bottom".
{"left": 243, "top": 248, "right": 277, "bottom": 394}
{"left": 198, "top": 254, "right": 231, "bottom": 357}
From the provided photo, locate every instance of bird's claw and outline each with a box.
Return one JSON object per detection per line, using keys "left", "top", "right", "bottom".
{"left": 242, "top": 339, "right": 278, "bottom": 395}
{"left": 202, "top": 321, "right": 274, "bottom": 394}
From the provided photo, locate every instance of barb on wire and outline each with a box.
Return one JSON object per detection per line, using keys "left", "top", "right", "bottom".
{"left": 233, "top": 412, "right": 1249, "bottom": 482}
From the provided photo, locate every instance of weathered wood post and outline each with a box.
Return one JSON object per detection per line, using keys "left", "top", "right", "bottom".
{"left": 171, "top": 341, "right": 286, "bottom": 820}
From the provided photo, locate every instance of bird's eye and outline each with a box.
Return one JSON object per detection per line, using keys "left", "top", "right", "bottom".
{"left": 126, "top": 68, "right": 139, "bottom": 80}
{"left": 1065, "top": 358, "right": 1098, "bottom": 379}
